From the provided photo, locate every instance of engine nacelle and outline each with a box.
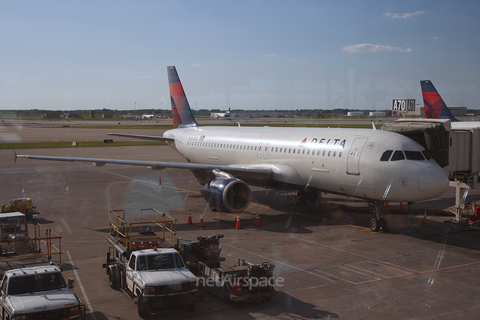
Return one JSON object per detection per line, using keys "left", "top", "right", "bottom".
{"left": 200, "top": 177, "right": 251, "bottom": 213}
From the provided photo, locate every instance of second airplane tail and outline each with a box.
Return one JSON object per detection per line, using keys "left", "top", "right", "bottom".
{"left": 168, "top": 66, "right": 199, "bottom": 128}
{"left": 421, "top": 80, "right": 458, "bottom": 122}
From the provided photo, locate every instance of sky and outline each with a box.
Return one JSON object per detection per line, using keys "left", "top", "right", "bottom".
{"left": 1, "top": 0, "right": 480, "bottom": 111}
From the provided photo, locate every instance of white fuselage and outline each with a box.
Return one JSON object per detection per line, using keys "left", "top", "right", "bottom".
{"left": 164, "top": 126, "right": 449, "bottom": 203}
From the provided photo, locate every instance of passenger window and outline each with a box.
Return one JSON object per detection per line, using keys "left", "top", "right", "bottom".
{"left": 322, "top": 150, "right": 325, "bottom": 156}
{"left": 339, "top": 152, "right": 342, "bottom": 157}
{"left": 380, "top": 150, "right": 393, "bottom": 161}
{"left": 328, "top": 151, "right": 331, "bottom": 157}
{"left": 333, "top": 151, "right": 336, "bottom": 157}
{"left": 293, "top": 149, "right": 296, "bottom": 154}
{"left": 390, "top": 150, "right": 405, "bottom": 161}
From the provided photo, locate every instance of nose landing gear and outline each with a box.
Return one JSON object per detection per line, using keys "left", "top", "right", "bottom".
{"left": 369, "top": 200, "right": 388, "bottom": 232}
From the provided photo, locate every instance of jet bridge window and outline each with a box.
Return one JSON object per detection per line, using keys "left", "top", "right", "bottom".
{"left": 390, "top": 150, "right": 405, "bottom": 161}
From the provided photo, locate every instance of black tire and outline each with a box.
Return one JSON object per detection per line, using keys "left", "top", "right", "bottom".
{"left": 108, "top": 266, "right": 119, "bottom": 290}
{"left": 379, "top": 218, "right": 388, "bottom": 232}
{"left": 370, "top": 218, "right": 380, "bottom": 232}
{"left": 137, "top": 294, "right": 147, "bottom": 318}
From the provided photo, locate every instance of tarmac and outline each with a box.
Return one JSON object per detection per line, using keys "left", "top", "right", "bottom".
{"left": 1, "top": 120, "right": 480, "bottom": 319}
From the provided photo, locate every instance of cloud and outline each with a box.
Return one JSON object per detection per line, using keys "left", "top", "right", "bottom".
{"left": 342, "top": 44, "right": 412, "bottom": 53}
{"left": 384, "top": 11, "right": 425, "bottom": 19}
{"left": 265, "top": 53, "right": 277, "bottom": 57}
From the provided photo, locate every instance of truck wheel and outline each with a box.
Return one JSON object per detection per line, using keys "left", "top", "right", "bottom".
{"left": 137, "top": 294, "right": 147, "bottom": 318}
{"left": 108, "top": 266, "right": 119, "bottom": 290}
{"left": 187, "top": 303, "right": 195, "bottom": 312}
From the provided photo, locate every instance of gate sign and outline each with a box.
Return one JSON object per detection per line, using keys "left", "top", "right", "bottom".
{"left": 392, "top": 99, "right": 415, "bottom": 111}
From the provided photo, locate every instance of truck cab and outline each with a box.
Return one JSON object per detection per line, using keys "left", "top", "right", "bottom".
{"left": 0, "top": 265, "right": 85, "bottom": 319}
{"left": 125, "top": 247, "right": 202, "bottom": 317}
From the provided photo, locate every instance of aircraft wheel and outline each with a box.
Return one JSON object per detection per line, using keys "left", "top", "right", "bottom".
{"left": 370, "top": 218, "right": 380, "bottom": 232}
{"left": 379, "top": 218, "right": 388, "bottom": 232}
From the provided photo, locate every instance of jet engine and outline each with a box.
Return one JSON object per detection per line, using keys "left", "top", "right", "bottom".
{"left": 200, "top": 170, "right": 251, "bottom": 213}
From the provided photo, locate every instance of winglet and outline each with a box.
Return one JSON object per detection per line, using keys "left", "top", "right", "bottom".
{"left": 420, "top": 80, "right": 459, "bottom": 122}
{"left": 13, "top": 150, "right": 17, "bottom": 163}
{"left": 167, "top": 66, "right": 199, "bottom": 128}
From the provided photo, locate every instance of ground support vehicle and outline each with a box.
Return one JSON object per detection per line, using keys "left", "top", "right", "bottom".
{"left": 103, "top": 209, "right": 203, "bottom": 318}
{"left": 198, "top": 258, "right": 276, "bottom": 303}
{"left": 1, "top": 198, "right": 39, "bottom": 221}
{"left": 0, "top": 213, "right": 85, "bottom": 319}
{"left": 176, "top": 234, "right": 225, "bottom": 272}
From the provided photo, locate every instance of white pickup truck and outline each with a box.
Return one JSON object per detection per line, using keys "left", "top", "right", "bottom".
{"left": 123, "top": 247, "right": 202, "bottom": 317}
{"left": 0, "top": 265, "right": 85, "bottom": 320}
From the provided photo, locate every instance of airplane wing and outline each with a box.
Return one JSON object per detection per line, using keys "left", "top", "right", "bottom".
{"left": 14, "top": 153, "right": 274, "bottom": 181}
{"left": 107, "top": 133, "right": 174, "bottom": 142}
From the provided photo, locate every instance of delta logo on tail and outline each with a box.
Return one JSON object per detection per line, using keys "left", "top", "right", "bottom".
{"left": 420, "top": 80, "right": 459, "bottom": 122}
{"left": 168, "top": 66, "right": 199, "bottom": 128}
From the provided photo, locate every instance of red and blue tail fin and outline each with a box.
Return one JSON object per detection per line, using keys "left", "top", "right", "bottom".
{"left": 167, "top": 66, "right": 199, "bottom": 128}
{"left": 421, "top": 80, "right": 458, "bottom": 122}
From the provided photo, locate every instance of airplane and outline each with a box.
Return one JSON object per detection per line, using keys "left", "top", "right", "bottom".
{"left": 15, "top": 66, "right": 449, "bottom": 232}
{"left": 214, "top": 108, "right": 231, "bottom": 119}
{"left": 142, "top": 110, "right": 155, "bottom": 120}
{"left": 421, "top": 80, "right": 480, "bottom": 129}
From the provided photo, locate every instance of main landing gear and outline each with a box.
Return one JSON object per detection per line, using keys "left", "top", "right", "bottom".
{"left": 369, "top": 200, "right": 388, "bottom": 232}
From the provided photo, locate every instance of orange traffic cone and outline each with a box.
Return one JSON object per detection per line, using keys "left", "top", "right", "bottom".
{"left": 235, "top": 214, "right": 241, "bottom": 229}
{"left": 255, "top": 213, "right": 261, "bottom": 227}
{"left": 399, "top": 202, "right": 404, "bottom": 210}
{"left": 422, "top": 211, "right": 428, "bottom": 227}
{"left": 187, "top": 210, "right": 193, "bottom": 225}
{"left": 200, "top": 213, "right": 205, "bottom": 227}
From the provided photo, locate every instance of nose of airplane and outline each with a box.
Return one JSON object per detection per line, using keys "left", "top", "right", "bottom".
{"left": 418, "top": 166, "right": 449, "bottom": 198}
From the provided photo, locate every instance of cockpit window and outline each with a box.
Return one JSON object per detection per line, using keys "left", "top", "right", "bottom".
{"left": 422, "top": 150, "right": 432, "bottom": 160}
{"left": 380, "top": 150, "right": 393, "bottom": 161}
{"left": 405, "top": 151, "right": 425, "bottom": 161}
{"left": 390, "top": 150, "right": 405, "bottom": 161}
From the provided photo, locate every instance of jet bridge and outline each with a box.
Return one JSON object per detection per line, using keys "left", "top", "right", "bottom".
{"left": 382, "top": 119, "right": 480, "bottom": 222}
